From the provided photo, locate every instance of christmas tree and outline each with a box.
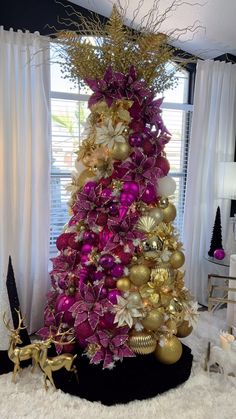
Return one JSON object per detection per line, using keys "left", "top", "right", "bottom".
{"left": 40, "top": 4, "right": 197, "bottom": 377}
{"left": 208, "top": 206, "right": 224, "bottom": 257}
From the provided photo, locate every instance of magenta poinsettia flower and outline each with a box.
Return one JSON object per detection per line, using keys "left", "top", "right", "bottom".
{"left": 85, "top": 66, "right": 126, "bottom": 108}
{"left": 119, "top": 149, "right": 162, "bottom": 193}
{"left": 142, "top": 97, "right": 169, "bottom": 134}
{"left": 86, "top": 326, "right": 134, "bottom": 369}
{"left": 69, "top": 280, "right": 113, "bottom": 331}
{"left": 106, "top": 216, "right": 144, "bottom": 253}
{"left": 72, "top": 185, "right": 115, "bottom": 227}
{"left": 85, "top": 65, "right": 152, "bottom": 109}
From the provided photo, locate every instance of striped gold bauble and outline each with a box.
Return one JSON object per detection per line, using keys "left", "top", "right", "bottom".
{"left": 128, "top": 330, "right": 157, "bottom": 355}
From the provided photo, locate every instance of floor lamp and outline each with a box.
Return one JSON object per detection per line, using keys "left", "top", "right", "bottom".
{"left": 219, "top": 162, "right": 236, "bottom": 328}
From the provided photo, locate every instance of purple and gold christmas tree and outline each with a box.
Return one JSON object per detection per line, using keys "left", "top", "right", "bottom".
{"left": 40, "top": 5, "right": 197, "bottom": 370}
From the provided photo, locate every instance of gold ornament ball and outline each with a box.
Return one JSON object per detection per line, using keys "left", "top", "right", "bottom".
{"left": 111, "top": 141, "right": 130, "bottom": 161}
{"left": 116, "top": 277, "right": 131, "bottom": 292}
{"left": 162, "top": 203, "right": 176, "bottom": 223}
{"left": 155, "top": 336, "right": 182, "bottom": 364}
{"left": 129, "top": 264, "right": 151, "bottom": 286}
{"left": 141, "top": 309, "right": 164, "bottom": 331}
{"left": 158, "top": 197, "right": 169, "bottom": 209}
{"left": 78, "top": 169, "right": 96, "bottom": 188}
{"left": 176, "top": 321, "right": 193, "bottom": 338}
{"left": 170, "top": 250, "right": 185, "bottom": 269}
{"left": 128, "top": 291, "right": 142, "bottom": 305}
{"left": 82, "top": 154, "right": 92, "bottom": 167}
{"left": 128, "top": 330, "right": 157, "bottom": 355}
{"left": 149, "top": 207, "right": 164, "bottom": 225}
{"left": 142, "top": 236, "right": 163, "bottom": 252}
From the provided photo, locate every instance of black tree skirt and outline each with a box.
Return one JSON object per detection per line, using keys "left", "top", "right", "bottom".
{"left": 52, "top": 343, "right": 193, "bottom": 405}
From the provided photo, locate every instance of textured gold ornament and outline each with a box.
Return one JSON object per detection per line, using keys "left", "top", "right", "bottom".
{"left": 116, "top": 277, "right": 131, "bottom": 291}
{"left": 176, "top": 320, "right": 193, "bottom": 338}
{"left": 128, "top": 330, "right": 156, "bottom": 354}
{"left": 149, "top": 207, "right": 164, "bottom": 225}
{"left": 170, "top": 250, "right": 185, "bottom": 269}
{"left": 141, "top": 309, "right": 164, "bottom": 331}
{"left": 155, "top": 336, "right": 182, "bottom": 364}
{"left": 162, "top": 203, "right": 176, "bottom": 223}
{"left": 111, "top": 141, "right": 130, "bottom": 160}
{"left": 158, "top": 197, "right": 169, "bottom": 209}
{"left": 137, "top": 215, "right": 157, "bottom": 233}
{"left": 160, "top": 294, "right": 172, "bottom": 307}
{"left": 129, "top": 264, "right": 151, "bottom": 286}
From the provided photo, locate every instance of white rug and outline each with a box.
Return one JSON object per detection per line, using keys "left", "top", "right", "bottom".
{"left": 1, "top": 310, "right": 236, "bottom": 419}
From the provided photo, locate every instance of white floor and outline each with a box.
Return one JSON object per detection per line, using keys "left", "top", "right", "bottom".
{"left": 0, "top": 310, "right": 236, "bottom": 419}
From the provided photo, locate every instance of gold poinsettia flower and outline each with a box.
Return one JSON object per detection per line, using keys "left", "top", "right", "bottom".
{"left": 95, "top": 119, "right": 127, "bottom": 149}
{"left": 76, "top": 137, "right": 97, "bottom": 161}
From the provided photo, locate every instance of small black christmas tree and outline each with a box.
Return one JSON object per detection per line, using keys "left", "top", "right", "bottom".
{"left": 208, "top": 207, "right": 224, "bottom": 257}
{"left": 6, "top": 256, "right": 31, "bottom": 346}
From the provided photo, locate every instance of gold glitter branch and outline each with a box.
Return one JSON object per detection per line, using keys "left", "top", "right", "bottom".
{"left": 52, "top": 1, "right": 200, "bottom": 93}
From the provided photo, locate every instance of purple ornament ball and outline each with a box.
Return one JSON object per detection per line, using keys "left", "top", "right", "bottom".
{"left": 141, "top": 183, "right": 157, "bottom": 204}
{"left": 83, "top": 231, "right": 99, "bottom": 245}
{"left": 129, "top": 133, "right": 143, "bottom": 147}
{"left": 83, "top": 181, "right": 97, "bottom": 194}
{"left": 120, "top": 191, "right": 136, "bottom": 206}
{"left": 122, "top": 181, "right": 139, "bottom": 198}
{"left": 55, "top": 294, "right": 75, "bottom": 314}
{"left": 101, "top": 188, "right": 112, "bottom": 199}
{"left": 81, "top": 243, "right": 93, "bottom": 254}
{"left": 99, "top": 254, "right": 115, "bottom": 269}
{"left": 111, "top": 263, "right": 124, "bottom": 278}
{"left": 108, "top": 289, "right": 121, "bottom": 304}
{"left": 109, "top": 204, "right": 119, "bottom": 216}
{"left": 213, "top": 249, "right": 225, "bottom": 260}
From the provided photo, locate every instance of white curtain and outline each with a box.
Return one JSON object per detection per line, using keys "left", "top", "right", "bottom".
{"left": 183, "top": 59, "right": 236, "bottom": 306}
{"left": 0, "top": 28, "right": 51, "bottom": 342}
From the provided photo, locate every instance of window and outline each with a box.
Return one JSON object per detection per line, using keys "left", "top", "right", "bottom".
{"left": 161, "top": 69, "right": 193, "bottom": 239}
{"left": 50, "top": 46, "right": 193, "bottom": 249}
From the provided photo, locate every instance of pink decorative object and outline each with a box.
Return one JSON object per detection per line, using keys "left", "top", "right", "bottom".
{"left": 68, "top": 233, "right": 81, "bottom": 250}
{"left": 141, "top": 183, "right": 157, "bottom": 204}
{"left": 55, "top": 294, "right": 76, "bottom": 314}
{"left": 44, "top": 308, "right": 55, "bottom": 327}
{"left": 99, "top": 254, "right": 115, "bottom": 269}
{"left": 115, "top": 249, "right": 132, "bottom": 265}
{"left": 214, "top": 248, "right": 225, "bottom": 260}
{"left": 108, "top": 289, "right": 121, "bottom": 304}
{"left": 142, "top": 139, "right": 155, "bottom": 156}
{"left": 99, "top": 312, "right": 115, "bottom": 329}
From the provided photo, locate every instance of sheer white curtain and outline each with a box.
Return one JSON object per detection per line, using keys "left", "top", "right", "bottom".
{"left": 183, "top": 59, "right": 236, "bottom": 305}
{"left": 0, "top": 28, "right": 51, "bottom": 341}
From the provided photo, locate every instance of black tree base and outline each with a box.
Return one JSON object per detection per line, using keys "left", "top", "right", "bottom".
{"left": 52, "top": 344, "right": 193, "bottom": 405}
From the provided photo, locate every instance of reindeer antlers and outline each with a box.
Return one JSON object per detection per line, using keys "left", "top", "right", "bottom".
{"left": 3, "top": 309, "right": 26, "bottom": 333}
{"left": 49, "top": 326, "right": 75, "bottom": 346}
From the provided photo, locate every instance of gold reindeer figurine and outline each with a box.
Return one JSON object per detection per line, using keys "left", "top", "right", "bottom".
{"left": 38, "top": 329, "right": 77, "bottom": 390}
{"left": 3, "top": 310, "right": 42, "bottom": 382}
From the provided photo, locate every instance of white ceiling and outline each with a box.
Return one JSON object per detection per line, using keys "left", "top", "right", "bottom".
{"left": 69, "top": 0, "right": 236, "bottom": 59}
